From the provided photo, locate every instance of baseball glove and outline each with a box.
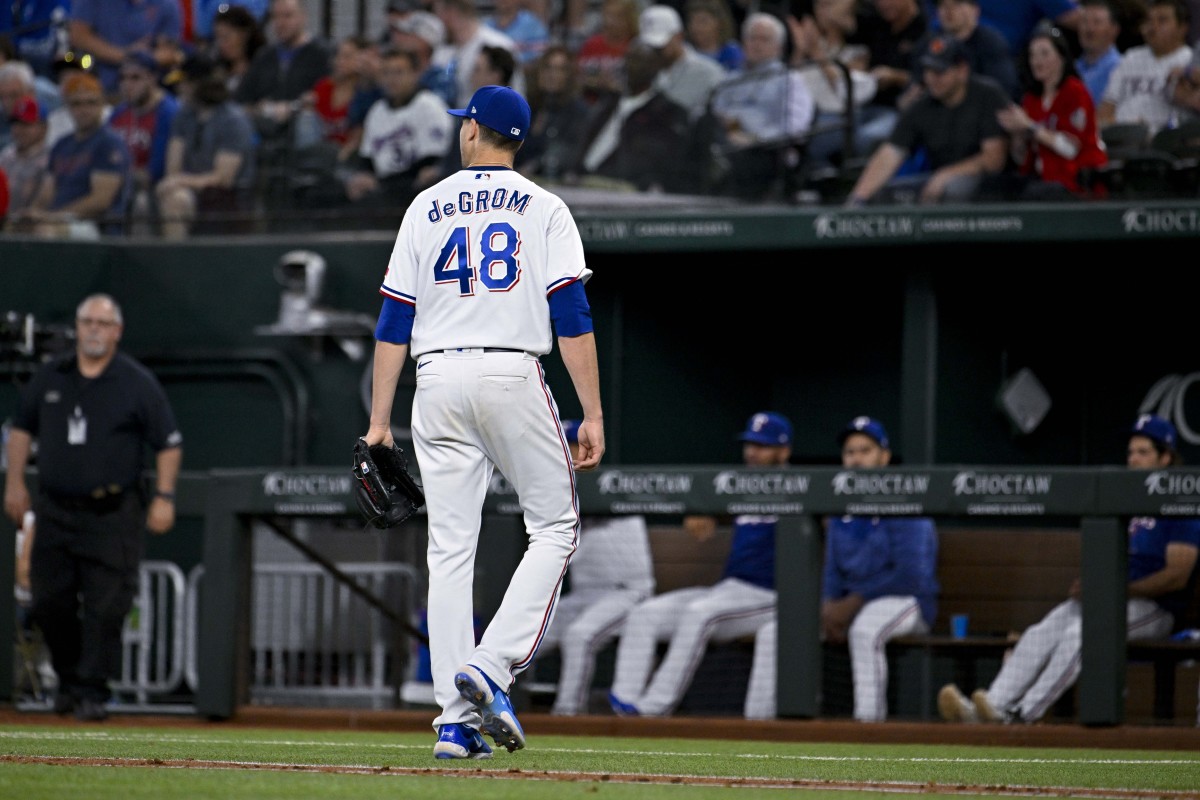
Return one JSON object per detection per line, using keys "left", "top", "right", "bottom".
{"left": 352, "top": 438, "right": 425, "bottom": 529}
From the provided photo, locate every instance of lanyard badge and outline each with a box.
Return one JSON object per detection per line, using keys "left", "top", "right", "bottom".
{"left": 68, "top": 405, "right": 87, "bottom": 445}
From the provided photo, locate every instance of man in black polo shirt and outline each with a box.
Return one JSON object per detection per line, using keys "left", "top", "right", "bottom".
{"left": 4, "top": 293, "right": 182, "bottom": 722}
{"left": 844, "top": 33, "right": 1010, "bottom": 205}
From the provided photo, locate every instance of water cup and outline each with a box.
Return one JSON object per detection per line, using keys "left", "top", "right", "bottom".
{"left": 950, "top": 613, "right": 969, "bottom": 639}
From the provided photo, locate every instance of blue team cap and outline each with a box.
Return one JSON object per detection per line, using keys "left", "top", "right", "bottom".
{"left": 1131, "top": 413, "right": 1177, "bottom": 449}
{"left": 447, "top": 85, "right": 530, "bottom": 141}
{"left": 838, "top": 416, "right": 890, "bottom": 450}
{"left": 738, "top": 412, "right": 792, "bottom": 447}
{"left": 562, "top": 419, "right": 581, "bottom": 444}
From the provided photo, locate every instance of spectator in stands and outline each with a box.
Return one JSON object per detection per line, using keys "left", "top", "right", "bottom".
{"left": 0, "top": 0, "right": 69, "bottom": 80}
{"left": 383, "top": 0, "right": 419, "bottom": 44}
{"left": 67, "top": 0, "right": 183, "bottom": 98}
{"left": 532, "top": 419, "right": 655, "bottom": 716}
{"left": 156, "top": 53, "right": 257, "bottom": 239}
{"left": 939, "top": 414, "right": 1200, "bottom": 725}
{"left": 1098, "top": 0, "right": 1193, "bottom": 136}
{"left": 844, "top": 33, "right": 1009, "bottom": 205}
{"left": 484, "top": 0, "right": 549, "bottom": 65}
{"left": 977, "top": 0, "right": 1082, "bottom": 56}
{"left": 921, "top": 0, "right": 1020, "bottom": 101}
{"left": 45, "top": 53, "right": 110, "bottom": 149}
{"left": 788, "top": 0, "right": 881, "bottom": 168}
{"left": 639, "top": 4, "right": 725, "bottom": 122}
{"left": 108, "top": 50, "right": 179, "bottom": 229}
{"left": 606, "top": 411, "right": 792, "bottom": 718}
{"left": 304, "top": 35, "right": 372, "bottom": 151}
{"left": 389, "top": 10, "right": 454, "bottom": 107}
{"left": 340, "top": 46, "right": 451, "bottom": 212}
{"left": 1076, "top": 0, "right": 1124, "bottom": 106}
{"left": 0, "top": 59, "right": 60, "bottom": 152}
{"left": 431, "top": 0, "right": 520, "bottom": 108}
{"left": 685, "top": 0, "right": 744, "bottom": 73}
{"left": 517, "top": 43, "right": 589, "bottom": 181}
{"left": 576, "top": 0, "right": 639, "bottom": 104}
{"left": 432, "top": 43, "right": 518, "bottom": 179}
{"left": 745, "top": 416, "right": 939, "bottom": 722}
{"left": 210, "top": 4, "right": 268, "bottom": 95}
{"left": 0, "top": 95, "right": 49, "bottom": 224}
{"left": 992, "top": 22, "right": 1108, "bottom": 199}
{"left": 846, "top": 0, "right": 929, "bottom": 154}
{"left": 234, "top": 0, "right": 331, "bottom": 143}
{"left": 709, "top": 12, "right": 816, "bottom": 199}
{"left": 569, "top": 38, "right": 699, "bottom": 193}
{"left": 18, "top": 71, "right": 130, "bottom": 237}
{"left": 1169, "top": 44, "right": 1200, "bottom": 114}
{"left": 471, "top": 44, "right": 518, "bottom": 94}
{"left": 193, "top": 0, "right": 268, "bottom": 45}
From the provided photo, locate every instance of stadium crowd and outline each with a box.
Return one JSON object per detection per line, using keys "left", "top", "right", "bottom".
{"left": 2, "top": 0, "right": 1199, "bottom": 237}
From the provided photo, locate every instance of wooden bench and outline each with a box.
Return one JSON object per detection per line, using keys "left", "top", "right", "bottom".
{"left": 532, "top": 524, "right": 1200, "bottom": 721}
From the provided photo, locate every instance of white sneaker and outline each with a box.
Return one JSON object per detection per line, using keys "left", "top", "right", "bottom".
{"left": 938, "top": 684, "right": 979, "bottom": 723}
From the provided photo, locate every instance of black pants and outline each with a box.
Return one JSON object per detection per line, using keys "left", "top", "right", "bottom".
{"left": 30, "top": 492, "right": 145, "bottom": 703}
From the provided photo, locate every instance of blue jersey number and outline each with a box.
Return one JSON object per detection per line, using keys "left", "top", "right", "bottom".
{"left": 434, "top": 223, "right": 522, "bottom": 295}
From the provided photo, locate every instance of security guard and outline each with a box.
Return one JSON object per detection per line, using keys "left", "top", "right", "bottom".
{"left": 4, "top": 293, "right": 183, "bottom": 722}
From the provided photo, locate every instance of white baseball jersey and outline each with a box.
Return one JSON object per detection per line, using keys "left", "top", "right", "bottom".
{"left": 1101, "top": 44, "right": 1194, "bottom": 135}
{"left": 381, "top": 166, "right": 590, "bottom": 356}
{"left": 360, "top": 90, "right": 454, "bottom": 179}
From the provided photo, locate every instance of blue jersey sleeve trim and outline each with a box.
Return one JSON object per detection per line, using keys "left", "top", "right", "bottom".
{"left": 548, "top": 279, "right": 592, "bottom": 337}
{"left": 376, "top": 297, "right": 415, "bottom": 343}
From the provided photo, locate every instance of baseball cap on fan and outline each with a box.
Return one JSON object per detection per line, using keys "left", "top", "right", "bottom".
{"left": 639, "top": 4, "right": 683, "bottom": 48}
{"left": 838, "top": 416, "right": 890, "bottom": 450}
{"left": 1131, "top": 414, "right": 1177, "bottom": 450}
{"left": 918, "top": 33, "right": 967, "bottom": 72}
{"left": 447, "top": 85, "right": 531, "bottom": 141}
{"left": 562, "top": 419, "right": 581, "bottom": 444}
{"left": 393, "top": 10, "right": 445, "bottom": 50}
{"left": 738, "top": 412, "right": 793, "bottom": 447}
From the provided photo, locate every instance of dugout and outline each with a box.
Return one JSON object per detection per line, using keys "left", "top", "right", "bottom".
{"left": 4, "top": 198, "right": 1200, "bottom": 724}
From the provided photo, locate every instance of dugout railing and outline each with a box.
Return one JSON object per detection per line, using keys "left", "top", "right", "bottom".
{"left": 3, "top": 464, "right": 1199, "bottom": 725}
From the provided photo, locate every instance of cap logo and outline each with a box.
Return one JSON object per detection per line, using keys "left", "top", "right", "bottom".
{"left": 510, "top": 126, "right": 521, "bottom": 136}
{"left": 470, "top": 105, "right": 478, "bottom": 113}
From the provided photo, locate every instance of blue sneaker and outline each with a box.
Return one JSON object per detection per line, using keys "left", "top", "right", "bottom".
{"left": 454, "top": 664, "right": 526, "bottom": 752}
{"left": 433, "top": 722, "right": 494, "bottom": 759}
{"left": 608, "top": 691, "right": 639, "bottom": 716}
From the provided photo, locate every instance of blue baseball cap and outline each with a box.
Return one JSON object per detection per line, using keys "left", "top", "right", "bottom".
{"left": 1131, "top": 414, "right": 1177, "bottom": 449}
{"left": 562, "top": 419, "right": 581, "bottom": 444}
{"left": 738, "top": 412, "right": 792, "bottom": 447}
{"left": 447, "top": 85, "right": 530, "bottom": 141}
{"left": 838, "top": 416, "right": 890, "bottom": 450}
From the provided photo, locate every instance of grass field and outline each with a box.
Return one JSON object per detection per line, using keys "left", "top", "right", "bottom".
{"left": 2, "top": 723, "right": 1199, "bottom": 800}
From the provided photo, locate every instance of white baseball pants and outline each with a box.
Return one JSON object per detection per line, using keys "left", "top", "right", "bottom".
{"left": 982, "top": 596, "right": 1172, "bottom": 722}
{"left": 743, "top": 595, "right": 927, "bottom": 721}
{"left": 412, "top": 349, "right": 580, "bottom": 731}
{"left": 609, "top": 577, "right": 775, "bottom": 716}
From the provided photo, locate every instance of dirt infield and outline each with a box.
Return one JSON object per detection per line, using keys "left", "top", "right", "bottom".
{"left": 3, "top": 703, "right": 1199, "bottom": 752}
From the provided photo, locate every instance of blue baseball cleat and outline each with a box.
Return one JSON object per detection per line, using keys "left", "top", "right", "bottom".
{"left": 454, "top": 664, "right": 526, "bottom": 752}
{"left": 433, "top": 722, "right": 494, "bottom": 759}
{"left": 608, "top": 691, "right": 640, "bottom": 716}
